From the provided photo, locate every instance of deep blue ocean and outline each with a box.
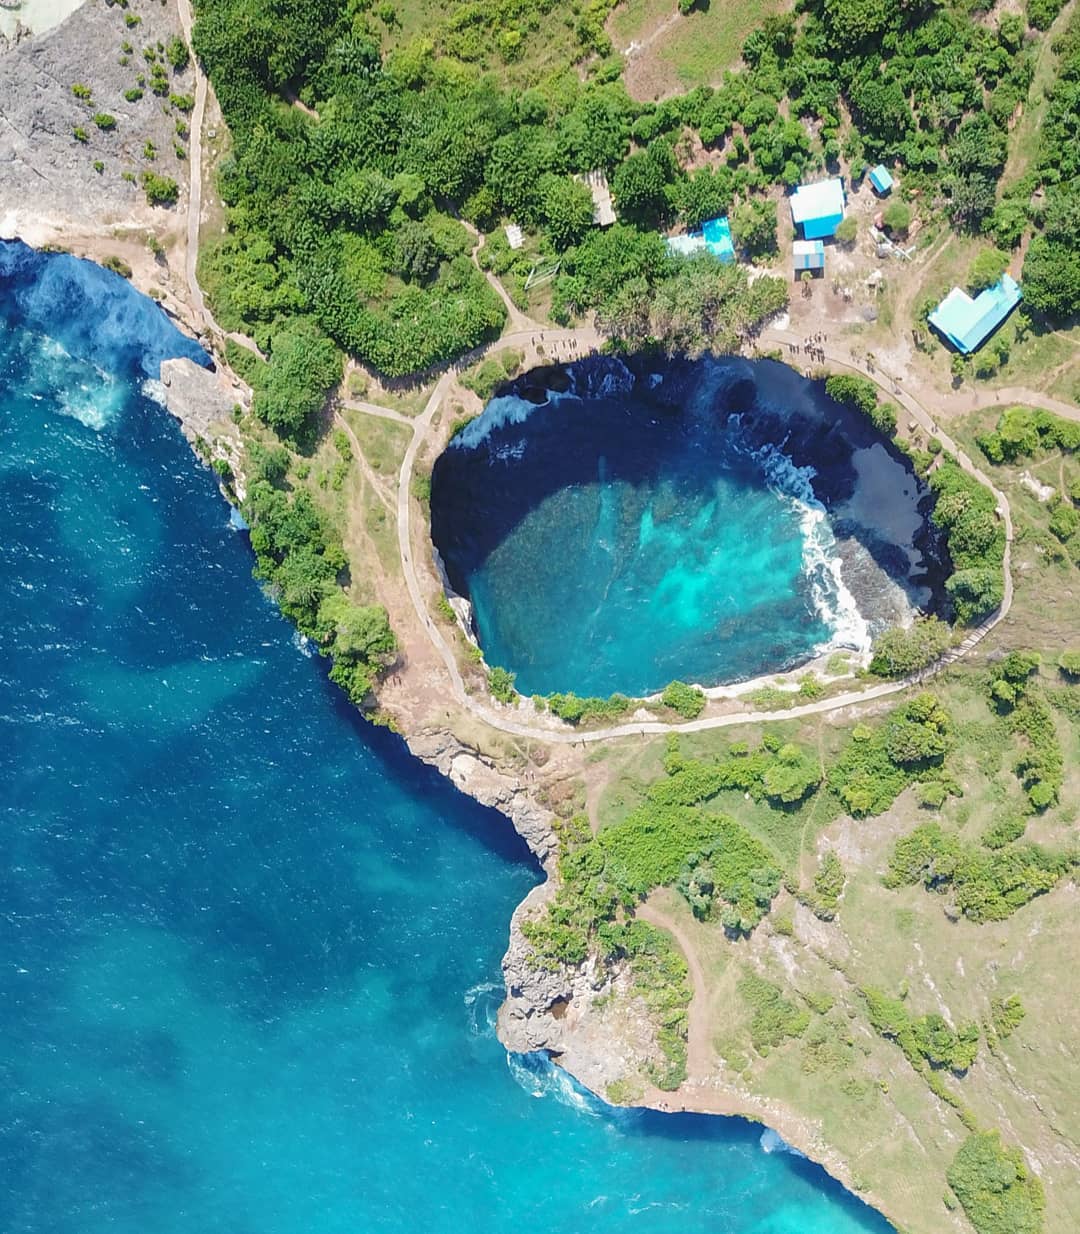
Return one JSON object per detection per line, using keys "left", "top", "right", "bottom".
{"left": 0, "top": 241, "right": 894, "bottom": 1234}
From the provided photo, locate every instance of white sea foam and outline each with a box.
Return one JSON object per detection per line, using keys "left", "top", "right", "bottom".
{"left": 463, "top": 981, "right": 502, "bottom": 1039}
{"left": 452, "top": 394, "right": 549, "bottom": 450}
{"left": 291, "top": 630, "right": 314, "bottom": 658}
{"left": 731, "top": 421, "right": 870, "bottom": 656}
{"left": 760, "top": 1127, "right": 806, "bottom": 1157}
{"left": 506, "top": 1052, "right": 601, "bottom": 1115}
{"left": 141, "top": 378, "right": 168, "bottom": 407}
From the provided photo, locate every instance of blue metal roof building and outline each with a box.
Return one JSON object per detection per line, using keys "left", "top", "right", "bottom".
{"left": 702, "top": 216, "right": 735, "bottom": 262}
{"left": 928, "top": 275, "right": 1023, "bottom": 354}
{"left": 790, "top": 178, "right": 845, "bottom": 239}
{"left": 868, "top": 164, "right": 894, "bottom": 195}
{"left": 793, "top": 239, "right": 825, "bottom": 272}
{"left": 664, "top": 217, "right": 735, "bottom": 263}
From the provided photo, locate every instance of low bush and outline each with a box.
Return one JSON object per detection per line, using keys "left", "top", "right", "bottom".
{"left": 987, "top": 651, "right": 1062, "bottom": 809}
{"left": 488, "top": 665, "right": 517, "bottom": 703}
{"left": 990, "top": 994, "right": 1025, "bottom": 1039}
{"left": 869, "top": 617, "right": 953, "bottom": 677}
{"left": 141, "top": 171, "right": 180, "bottom": 206}
{"left": 798, "top": 850, "right": 845, "bottom": 919}
{"left": 824, "top": 374, "right": 897, "bottom": 436}
{"left": 547, "top": 692, "right": 632, "bottom": 724}
{"left": 828, "top": 693, "right": 951, "bottom": 816}
{"left": 738, "top": 973, "right": 810, "bottom": 1055}
{"left": 1059, "top": 650, "right": 1080, "bottom": 678}
{"left": 977, "top": 406, "right": 1080, "bottom": 464}
{"left": 884, "top": 820, "right": 1073, "bottom": 922}
{"left": 928, "top": 462, "right": 1006, "bottom": 624}
{"left": 947, "top": 1132, "right": 1045, "bottom": 1234}
{"left": 661, "top": 680, "right": 706, "bottom": 719}
{"left": 862, "top": 987, "right": 979, "bottom": 1074}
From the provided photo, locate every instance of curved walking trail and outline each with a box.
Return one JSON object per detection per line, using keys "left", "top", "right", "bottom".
{"left": 173, "top": 21, "right": 1037, "bottom": 747}
{"left": 637, "top": 901, "right": 712, "bottom": 1082}
{"left": 389, "top": 323, "right": 1017, "bottom": 746}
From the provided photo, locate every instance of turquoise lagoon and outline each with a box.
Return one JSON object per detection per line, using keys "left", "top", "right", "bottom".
{"left": 0, "top": 241, "right": 894, "bottom": 1234}
{"left": 431, "top": 359, "right": 933, "bottom": 699}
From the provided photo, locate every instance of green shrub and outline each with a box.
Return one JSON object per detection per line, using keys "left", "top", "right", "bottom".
{"left": 170, "top": 92, "right": 196, "bottom": 113}
{"left": 93, "top": 113, "right": 117, "bottom": 131}
{"left": 829, "top": 694, "right": 951, "bottom": 816}
{"left": 165, "top": 35, "right": 190, "bottom": 71}
{"left": 824, "top": 374, "right": 896, "bottom": 435}
{"left": 92, "top": 160, "right": 105, "bottom": 174}
{"left": 124, "top": 87, "right": 144, "bottom": 102}
{"left": 738, "top": 973, "right": 810, "bottom": 1055}
{"left": 488, "top": 665, "right": 517, "bottom": 703}
{"left": 835, "top": 214, "right": 858, "bottom": 244}
{"left": 73, "top": 127, "right": 89, "bottom": 143}
{"left": 142, "top": 172, "right": 179, "bottom": 206}
{"left": 71, "top": 83, "right": 92, "bottom": 100}
{"left": 1059, "top": 650, "right": 1080, "bottom": 678}
{"left": 862, "top": 987, "right": 979, "bottom": 1074}
{"left": 250, "top": 321, "right": 342, "bottom": 442}
{"left": 947, "top": 1132, "right": 1044, "bottom": 1234}
{"left": 968, "top": 248, "right": 1010, "bottom": 293}
{"left": 929, "top": 462, "right": 1006, "bottom": 624}
{"left": 660, "top": 680, "right": 706, "bottom": 719}
{"left": 990, "top": 994, "right": 1026, "bottom": 1039}
{"left": 884, "top": 820, "right": 1072, "bottom": 921}
{"left": 869, "top": 617, "right": 952, "bottom": 676}
{"left": 100, "top": 254, "right": 133, "bottom": 278}
{"left": 981, "top": 814, "right": 1026, "bottom": 849}
{"left": 977, "top": 406, "right": 1080, "bottom": 464}
{"left": 547, "top": 693, "right": 632, "bottom": 724}
{"left": 882, "top": 200, "right": 912, "bottom": 233}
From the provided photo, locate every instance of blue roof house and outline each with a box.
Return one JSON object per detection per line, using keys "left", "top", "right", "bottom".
{"left": 665, "top": 216, "right": 735, "bottom": 263}
{"left": 793, "top": 239, "right": 825, "bottom": 273}
{"left": 868, "top": 164, "right": 894, "bottom": 195}
{"left": 790, "top": 178, "right": 846, "bottom": 239}
{"left": 928, "top": 275, "right": 1023, "bottom": 354}
{"left": 702, "top": 216, "right": 735, "bottom": 262}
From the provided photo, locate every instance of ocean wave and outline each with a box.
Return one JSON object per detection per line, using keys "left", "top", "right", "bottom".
{"left": 452, "top": 393, "right": 549, "bottom": 450}
{"left": 291, "top": 630, "right": 314, "bottom": 658}
{"left": 505, "top": 1051, "right": 602, "bottom": 1115}
{"left": 141, "top": 378, "right": 168, "bottom": 407}
{"left": 729, "top": 419, "right": 870, "bottom": 656}
{"left": 463, "top": 981, "right": 503, "bottom": 1039}
{"left": 760, "top": 1127, "right": 806, "bottom": 1158}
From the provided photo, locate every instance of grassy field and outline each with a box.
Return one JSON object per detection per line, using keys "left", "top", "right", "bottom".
{"left": 591, "top": 646, "right": 1080, "bottom": 1232}
{"left": 615, "top": 0, "right": 788, "bottom": 100}
{"left": 380, "top": 0, "right": 591, "bottom": 89}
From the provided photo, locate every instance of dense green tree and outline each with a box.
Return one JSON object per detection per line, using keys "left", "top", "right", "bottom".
{"left": 253, "top": 321, "right": 342, "bottom": 439}
{"left": 731, "top": 197, "right": 778, "bottom": 257}
{"left": 540, "top": 175, "right": 596, "bottom": 249}
{"left": 611, "top": 141, "right": 679, "bottom": 226}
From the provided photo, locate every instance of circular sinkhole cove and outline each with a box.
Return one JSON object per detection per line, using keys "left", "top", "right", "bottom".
{"left": 430, "top": 354, "right": 945, "bottom": 700}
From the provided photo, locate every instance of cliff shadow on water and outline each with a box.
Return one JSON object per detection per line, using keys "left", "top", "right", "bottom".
{"left": 430, "top": 353, "right": 948, "bottom": 699}
{"left": 0, "top": 238, "right": 209, "bottom": 379}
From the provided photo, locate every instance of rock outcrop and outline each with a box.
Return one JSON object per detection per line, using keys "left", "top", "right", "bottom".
{"left": 159, "top": 355, "right": 243, "bottom": 442}
{"left": 0, "top": 0, "right": 193, "bottom": 237}
{"left": 406, "top": 728, "right": 559, "bottom": 865}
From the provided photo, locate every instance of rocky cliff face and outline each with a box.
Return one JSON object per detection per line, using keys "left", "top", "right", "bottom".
{"left": 405, "top": 726, "right": 663, "bottom": 1094}
{"left": 159, "top": 356, "right": 243, "bottom": 441}
{"left": 0, "top": 0, "right": 193, "bottom": 237}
